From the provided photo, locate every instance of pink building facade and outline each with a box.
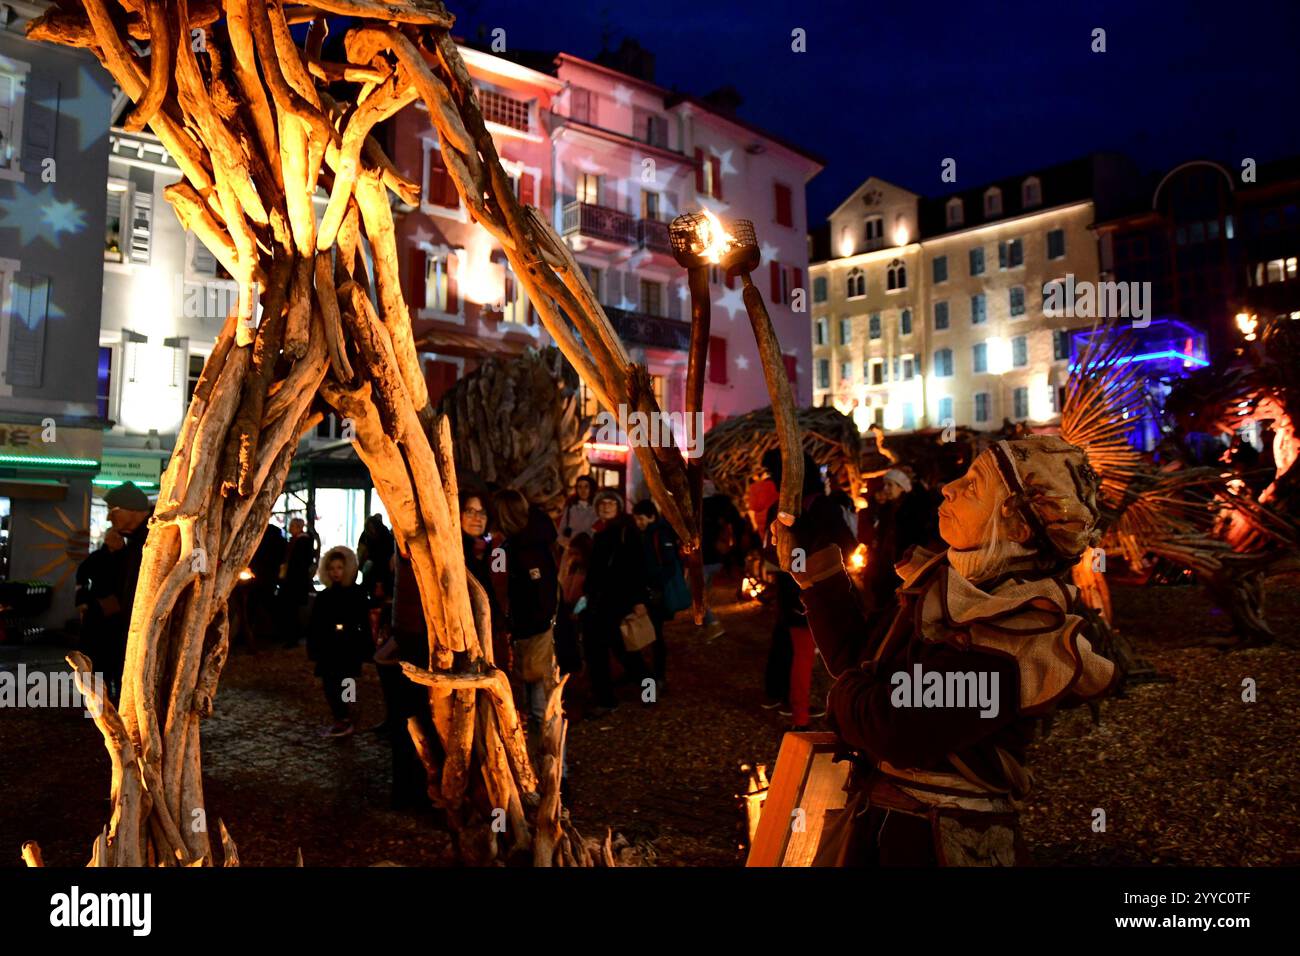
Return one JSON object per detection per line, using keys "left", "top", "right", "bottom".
{"left": 389, "top": 46, "right": 821, "bottom": 495}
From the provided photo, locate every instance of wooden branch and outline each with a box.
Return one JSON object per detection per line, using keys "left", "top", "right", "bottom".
{"left": 122, "top": 0, "right": 172, "bottom": 132}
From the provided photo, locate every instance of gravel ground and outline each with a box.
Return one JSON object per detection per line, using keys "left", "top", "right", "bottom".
{"left": 2, "top": 571, "right": 1297, "bottom": 867}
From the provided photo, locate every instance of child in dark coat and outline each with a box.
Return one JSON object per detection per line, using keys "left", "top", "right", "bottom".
{"left": 307, "top": 545, "right": 372, "bottom": 737}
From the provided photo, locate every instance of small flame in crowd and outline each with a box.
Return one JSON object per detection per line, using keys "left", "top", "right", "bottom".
{"left": 849, "top": 544, "right": 868, "bottom": 570}
{"left": 695, "top": 209, "right": 735, "bottom": 264}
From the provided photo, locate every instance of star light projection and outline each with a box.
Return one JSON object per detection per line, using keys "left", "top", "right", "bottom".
{"left": 0, "top": 182, "right": 88, "bottom": 246}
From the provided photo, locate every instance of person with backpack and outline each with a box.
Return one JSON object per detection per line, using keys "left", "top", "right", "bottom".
{"left": 582, "top": 491, "right": 650, "bottom": 717}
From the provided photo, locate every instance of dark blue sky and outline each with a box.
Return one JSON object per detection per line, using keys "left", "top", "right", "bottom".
{"left": 453, "top": 0, "right": 1300, "bottom": 221}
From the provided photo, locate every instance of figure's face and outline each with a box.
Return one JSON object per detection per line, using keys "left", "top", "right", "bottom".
{"left": 597, "top": 498, "right": 619, "bottom": 521}
{"left": 576, "top": 480, "right": 593, "bottom": 502}
{"left": 461, "top": 497, "right": 487, "bottom": 538}
{"left": 327, "top": 558, "right": 346, "bottom": 584}
{"left": 938, "top": 456, "right": 1003, "bottom": 550}
{"left": 108, "top": 507, "right": 147, "bottom": 533}
{"left": 633, "top": 513, "right": 652, "bottom": 532}
{"left": 878, "top": 480, "right": 904, "bottom": 503}
{"left": 289, "top": 519, "right": 305, "bottom": 537}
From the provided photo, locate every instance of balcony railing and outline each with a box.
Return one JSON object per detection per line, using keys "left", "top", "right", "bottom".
{"left": 562, "top": 201, "right": 635, "bottom": 245}
{"left": 637, "top": 217, "right": 672, "bottom": 254}
{"left": 603, "top": 305, "right": 692, "bottom": 352}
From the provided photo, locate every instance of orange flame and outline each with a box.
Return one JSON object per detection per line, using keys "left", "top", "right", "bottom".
{"left": 695, "top": 209, "right": 734, "bottom": 264}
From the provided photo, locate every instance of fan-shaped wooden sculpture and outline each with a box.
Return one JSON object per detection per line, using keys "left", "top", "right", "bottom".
{"left": 26, "top": 0, "right": 699, "bottom": 867}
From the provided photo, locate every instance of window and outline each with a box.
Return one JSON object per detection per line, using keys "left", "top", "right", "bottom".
{"left": 1013, "top": 386, "right": 1029, "bottom": 419}
{"left": 868, "top": 313, "right": 882, "bottom": 340}
{"left": 932, "top": 256, "right": 948, "bottom": 284}
{"left": 774, "top": 182, "right": 793, "bottom": 228}
{"left": 969, "top": 247, "right": 985, "bottom": 276}
{"left": 695, "top": 148, "right": 722, "bottom": 199}
{"left": 865, "top": 215, "right": 883, "bottom": 246}
{"left": 846, "top": 268, "right": 866, "bottom": 298}
{"left": 576, "top": 172, "right": 600, "bottom": 206}
{"left": 971, "top": 293, "right": 987, "bottom": 325}
{"left": 1022, "top": 177, "right": 1041, "bottom": 208}
{"left": 838, "top": 317, "right": 851, "bottom": 346}
{"left": 640, "top": 189, "right": 660, "bottom": 221}
{"left": 813, "top": 276, "right": 828, "bottom": 303}
{"left": 974, "top": 392, "right": 990, "bottom": 423}
{"left": 479, "top": 88, "right": 531, "bottom": 132}
{"left": 901, "top": 403, "right": 916, "bottom": 430}
{"left": 0, "top": 63, "right": 31, "bottom": 180}
{"left": 998, "top": 238, "right": 1024, "bottom": 269}
{"left": 934, "top": 300, "right": 950, "bottom": 330}
{"left": 973, "top": 342, "right": 988, "bottom": 373}
{"left": 816, "top": 358, "right": 830, "bottom": 389}
{"left": 569, "top": 86, "right": 594, "bottom": 124}
{"left": 1046, "top": 228, "right": 1066, "bottom": 259}
{"left": 426, "top": 141, "right": 461, "bottom": 208}
{"left": 1012, "top": 335, "right": 1028, "bottom": 368}
{"left": 814, "top": 316, "right": 828, "bottom": 345}
{"left": 934, "top": 348, "right": 954, "bottom": 377}
{"left": 1053, "top": 329, "right": 1070, "bottom": 361}
{"left": 902, "top": 356, "right": 914, "bottom": 380}
{"left": 1009, "top": 286, "right": 1025, "bottom": 317}
{"left": 946, "top": 198, "right": 963, "bottom": 227}
{"left": 984, "top": 188, "right": 1003, "bottom": 217}
{"left": 97, "top": 346, "right": 114, "bottom": 420}
{"left": 640, "top": 279, "right": 663, "bottom": 317}
{"left": 840, "top": 361, "right": 852, "bottom": 383}
{"left": 938, "top": 395, "right": 954, "bottom": 423}
{"left": 642, "top": 113, "right": 668, "bottom": 149}
{"left": 185, "top": 353, "right": 205, "bottom": 402}
{"left": 900, "top": 309, "right": 912, "bottom": 336}
{"left": 886, "top": 259, "right": 906, "bottom": 291}
{"left": 424, "top": 252, "right": 460, "bottom": 314}
{"left": 870, "top": 360, "right": 884, "bottom": 385}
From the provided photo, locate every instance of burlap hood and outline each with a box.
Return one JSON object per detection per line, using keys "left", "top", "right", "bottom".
{"left": 897, "top": 548, "right": 1116, "bottom": 714}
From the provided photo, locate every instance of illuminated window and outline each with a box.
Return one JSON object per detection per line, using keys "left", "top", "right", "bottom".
{"left": 576, "top": 172, "right": 600, "bottom": 206}
{"left": 424, "top": 253, "right": 459, "bottom": 314}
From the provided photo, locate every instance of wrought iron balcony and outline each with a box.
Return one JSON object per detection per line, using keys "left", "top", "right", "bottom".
{"left": 562, "top": 201, "right": 635, "bottom": 245}
{"left": 637, "top": 217, "right": 672, "bottom": 254}
{"left": 603, "top": 305, "right": 692, "bottom": 351}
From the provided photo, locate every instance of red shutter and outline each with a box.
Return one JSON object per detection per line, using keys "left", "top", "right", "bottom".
{"left": 775, "top": 183, "right": 792, "bottom": 227}
{"left": 783, "top": 353, "right": 797, "bottom": 384}
{"left": 793, "top": 267, "right": 803, "bottom": 303}
{"left": 446, "top": 254, "right": 459, "bottom": 314}
{"left": 694, "top": 148, "right": 704, "bottom": 192}
{"left": 710, "top": 156, "right": 722, "bottom": 199}
{"left": 708, "top": 335, "right": 728, "bottom": 385}
{"left": 408, "top": 247, "right": 426, "bottom": 311}
{"left": 519, "top": 173, "right": 535, "bottom": 208}
{"left": 725, "top": 271, "right": 735, "bottom": 290}
{"left": 424, "top": 359, "right": 459, "bottom": 404}
{"left": 769, "top": 260, "right": 780, "bottom": 304}
{"left": 429, "top": 147, "right": 459, "bottom": 208}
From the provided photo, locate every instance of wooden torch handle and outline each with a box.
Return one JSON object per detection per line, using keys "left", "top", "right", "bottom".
{"left": 741, "top": 274, "right": 803, "bottom": 517}
{"left": 684, "top": 266, "right": 711, "bottom": 625}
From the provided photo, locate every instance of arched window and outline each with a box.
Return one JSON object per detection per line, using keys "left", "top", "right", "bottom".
{"left": 887, "top": 259, "right": 906, "bottom": 291}
{"left": 1021, "top": 176, "right": 1041, "bottom": 208}
{"left": 984, "top": 187, "right": 1002, "bottom": 217}
{"left": 847, "top": 267, "right": 866, "bottom": 298}
{"left": 946, "top": 198, "right": 963, "bottom": 227}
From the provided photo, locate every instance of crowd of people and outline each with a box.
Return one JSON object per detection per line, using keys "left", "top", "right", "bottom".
{"left": 72, "top": 460, "right": 950, "bottom": 817}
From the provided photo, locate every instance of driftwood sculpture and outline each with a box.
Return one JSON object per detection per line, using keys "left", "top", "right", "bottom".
{"left": 434, "top": 346, "right": 590, "bottom": 516}
{"left": 25, "top": 0, "right": 701, "bottom": 867}
{"left": 702, "top": 405, "right": 865, "bottom": 504}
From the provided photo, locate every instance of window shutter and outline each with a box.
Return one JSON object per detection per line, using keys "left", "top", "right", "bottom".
{"left": 711, "top": 156, "right": 722, "bottom": 199}
{"left": 775, "top": 183, "right": 792, "bottom": 227}
{"left": 21, "top": 75, "right": 58, "bottom": 174}
{"left": 694, "top": 148, "right": 704, "bottom": 192}
{"left": 446, "top": 254, "right": 459, "bottom": 313}
{"left": 129, "top": 188, "right": 153, "bottom": 264}
{"left": 408, "top": 247, "right": 426, "bottom": 310}
{"left": 783, "top": 353, "right": 797, "bottom": 384}
{"left": 667, "top": 280, "right": 682, "bottom": 321}
{"left": 428, "top": 145, "right": 459, "bottom": 208}
{"left": 193, "top": 239, "right": 216, "bottom": 276}
{"left": 793, "top": 267, "right": 803, "bottom": 302}
{"left": 769, "top": 260, "right": 780, "bottom": 303}
{"left": 519, "top": 172, "right": 535, "bottom": 208}
{"left": 725, "top": 270, "right": 735, "bottom": 290}
{"left": 707, "top": 335, "right": 728, "bottom": 384}
{"left": 7, "top": 273, "right": 49, "bottom": 388}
